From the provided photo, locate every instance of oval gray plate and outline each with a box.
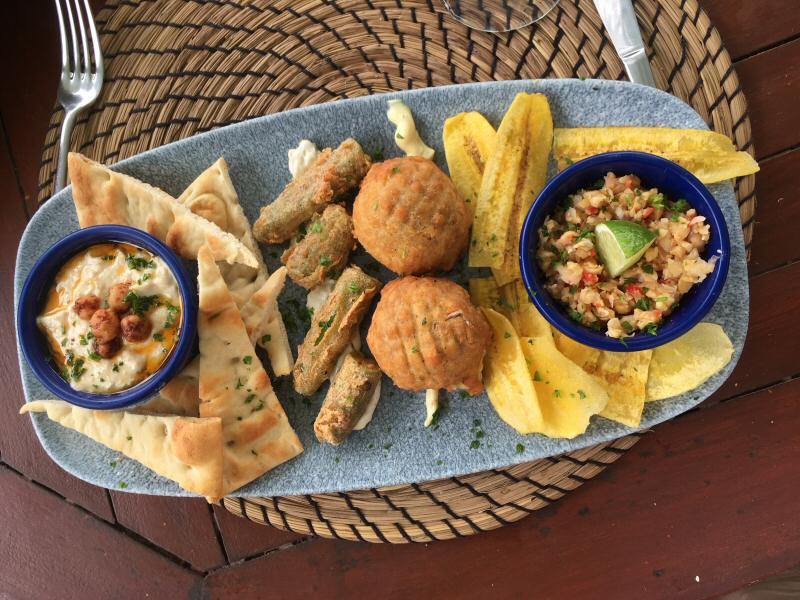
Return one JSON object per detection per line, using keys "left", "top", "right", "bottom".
{"left": 15, "top": 79, "right": 748, "bottom": 498}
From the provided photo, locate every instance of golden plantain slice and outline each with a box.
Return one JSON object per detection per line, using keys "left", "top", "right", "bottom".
{"left": 553, "top": 127, "right": 759, "bottom": 184}
{"left": 469, "top": 93, "right": 553, "bottom": 272}
{"left": 646, "top": 322, "right": 733, "bottom": 401}
{"left": 520, "top": 335, "right": 609, "bottom": 439}
{"left": 480, "top": 308, "right": 544, "bottom": 434}
{"left": 443, "top": 112, "right": 497, "bottom": 218}
{"left": 492, "top": 97, "right": 553, "bottom": 286}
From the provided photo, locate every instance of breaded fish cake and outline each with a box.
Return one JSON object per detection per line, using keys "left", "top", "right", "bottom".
{"left": 352, "top": 157, "right": 470, "bottom": 274}
{"left": 367, "top": 276, "right": 492, "bottom": 395}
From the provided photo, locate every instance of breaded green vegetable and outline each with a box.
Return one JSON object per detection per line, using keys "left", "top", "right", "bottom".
{"left": 253, "top": 138, "right": 371, "bottom": 244}
{"left": 314, "top": 352, "right": 382, "bottom": 445}
{"left": 281, "top": 204, "right": 354, "bottom": 289}
{"left": 293, "top": 266, "right": 381, "bottom": 395}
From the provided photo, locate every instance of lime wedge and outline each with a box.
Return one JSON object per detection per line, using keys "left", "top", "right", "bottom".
{"left": 594, "top": 221, "right": 657, "bottom": 277}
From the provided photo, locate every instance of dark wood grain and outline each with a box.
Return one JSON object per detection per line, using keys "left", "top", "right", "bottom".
{"left": 110, "top": 493, "right": 227, "bottom": 571}
{"left": 713, "top": 261, "right": 800, "bottom": 400}
{"left": 749, "top": 149, "right": 800, "bottom": 274}
{"left": 737, "top": 38, "right": 800, "bottom": 160}
{"left": 213, "top": 505, "right": 308, "bottom": 562}
{"left": 204, "top": 378, "right": 800, "bottom": 600}
{"left": 0, "top": 465, "right": 203, "bottom": 599}
{"left": 701, "top": 0, "right": 800, "bottom": 60}
{"left": 0, "top": 119, "right": 115, "bottom": 523}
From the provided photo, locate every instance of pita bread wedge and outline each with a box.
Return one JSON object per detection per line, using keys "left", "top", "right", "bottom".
{"left": 20, "top": 400, "right": 222, "bottom": 498}
{"left": 197, "top": 245, "right": 302, "bottom": 501}
{"left": 136, "top": 357, "right": 200, "bottom": 417}
{"left": 68, "top": 152, "right": 257, "bottom": 268}
{"left": 178, "top": 159, "right": 294, "bottom": 375}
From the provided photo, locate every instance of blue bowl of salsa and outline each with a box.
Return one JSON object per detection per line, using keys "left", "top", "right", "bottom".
{"left": 519, "top": 151, "right": 731, "bottom": 352}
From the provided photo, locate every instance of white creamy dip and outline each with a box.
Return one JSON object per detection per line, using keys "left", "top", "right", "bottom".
{"left": 386, "top": 99, "right": 435, "bottom": 160}
{"left": 288, "top": 139, "right": 320, "bottom": 178}
{"left": 37, "top": 243, "right": 182, "bottom": 393}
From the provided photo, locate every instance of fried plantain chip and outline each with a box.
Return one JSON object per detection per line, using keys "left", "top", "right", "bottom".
{"left": 646, "top": 323, "right": 733, "bottom": 401}
{"left": 552, "top": 328, "right": 601, "bottom": 370}
{"left": 520, "top": 335, "right": 608, "bottom": 439}
{"left": 470, "top": 277, "right": 550, "bottom": 339}
{"left": 443, "top": 112, "right": 496, "bottom": 218}
{"left": 553, "top": 127, "right": 759, "bottom": 184}
{"left": 469, "top": 93, "right": 553, "bottom": 275}
{"left": 480, "top": 308, "right": 544, "bottom": 434}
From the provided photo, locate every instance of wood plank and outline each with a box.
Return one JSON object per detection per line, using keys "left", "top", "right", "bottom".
{"left": 749, "top": 149, "right": 800, "bottom": 274}
{"left": 110, "top": 493, "right": 227, "bottom": 571}
{"left": 701, "top": 0, "right": 800, "bottom": 60}
{"left": 203, "top": 378, "right": 800, "bottom": 599}
{"left": 737, "top": 38, "right": 800, "bottom": 160}
{"left": 713, "top": 261, "right": 800, "bottom": 400}
{"left": 0, "top": 118, "right": 114, "bottom": 522}
{"left": 0, "top": 465, "right": 202, "bottom": 599}
{"left": 213, "top": 504, "right": 308, "bottom": 562}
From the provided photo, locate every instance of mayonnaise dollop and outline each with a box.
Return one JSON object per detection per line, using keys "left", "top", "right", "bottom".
{"left": 288, "top": 139, "right": 320, "bottom": 178}
{"left": 386, "top": 99, "right": 435, "bottom": 160}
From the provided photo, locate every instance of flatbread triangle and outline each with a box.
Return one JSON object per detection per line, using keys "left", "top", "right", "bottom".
{"left": 197, "top": 245, "right": 303, "bottom": 501}
{"left": 20, "top": 399, "right": 223, "bottom": 499}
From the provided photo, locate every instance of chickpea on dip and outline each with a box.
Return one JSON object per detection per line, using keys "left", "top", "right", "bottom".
{"left": 536, "top": 173, "right": 717, "bottom": 339}
{"left": 37, "top": 243, "right": 182, "bottom": 393}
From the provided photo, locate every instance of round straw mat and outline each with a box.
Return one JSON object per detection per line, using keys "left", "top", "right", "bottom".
{"left": 37, "top": 0, "right": 756, "bottom": 543}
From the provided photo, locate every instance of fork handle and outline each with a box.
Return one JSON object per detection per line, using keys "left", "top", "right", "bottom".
{"left": 54, "top": 109, "right": 78, "bottom": 193}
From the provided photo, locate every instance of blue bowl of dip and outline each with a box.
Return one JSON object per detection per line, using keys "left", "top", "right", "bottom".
{"left": 17, "top": 225, "right": 198, "bottom": 410}
{"left": 519, "top": 151, "right": 731, "bottom": 352}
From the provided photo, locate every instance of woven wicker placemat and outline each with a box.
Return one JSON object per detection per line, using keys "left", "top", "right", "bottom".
{"left": 36, "top": 0, "right": 756, "bottom": 543}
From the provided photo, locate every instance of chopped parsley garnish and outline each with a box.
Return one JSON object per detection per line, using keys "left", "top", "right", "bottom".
{"left": 436, "top": 459, "right": 443, "bottom": 465}
{"left": 395, "top": 132, "right": 404, "bottom": 140}
{"left": 459, "top": 391, "right": 469, "bottom": 399}
{"left": 590, "top": 178, "right": 605, "bottom": 190}
{"left": 577, "top": 389, "right": 586, "bottom": 399}
{"left": 153, "top": 332, "right": 164, "bottom": 342}
{"left": 650, "top": 193, "right": 665, "bottom": 209}
{"left": 112, "top": 362, "right": 121, "bottom": 373}
{"left": 533, "top": 370, "right": 543, "bottom": 382}
{"left": 244, "top": 394, "right": 255, "bottom": 404}
{"left": 79, "top": 334, "right": 89, "bottom": 346}
{"left": 110, "top": 460, "right": 117, "bottom": 468}
{"left": 469, "top": 440, "right": 480, "bottom": 450}
{"left": 295, "top": 222, "right": 307, "bottom": 242}
{"left": 564, "top": 157, "right": 574, "bottom": 166}
{"left": 635, "top": 297, "right": 653, "bottom": 311}
{"left": 391, "top": 166, "right": 401, "bottom": 174}
{"left": 137, "top": 274, "right": 150, "bottom": 284}
{"left": 126, "top": 435, "right": 132, "bottom": 441}
{"left": 319, "top": 255, "right": 332, "bottom": 267}
{"left": 261, "top": 334, "right": 272, "bottom": 344}
{"left": 503, "top": 331, "right": 512, "bottom": 339}
{"left": 242, "top": 355, "right": 253, "bottom": 365}
{"left": 88, "top": 351, "right": 102, "bottom": 361}
{"left": 252, "top": 401, "right": 265, "bottom": 412}
{"left": 314, "top": 312, "right": 337, "bottom": 346}
{"left": 642, "top": 264, "right": 654, "bottom": 274}
{"left": 101, "top": 255, "right": 115, "bottom": 261}
{"left": 515, "top": 443, "right": 525, "bottom": 454}
{"left": 622, "top": 320, "right": 634, "bottom": 333}
{"left": 644, "top": 323, "right": 659, "bottom": 336}
{"left": 371, "top": 147, "right": 384, "bottom": 162}
{"left": 473, "top": 419, "right": 481, "bottom": 427}
{"left": 309, "top": 220, "right": 323, "bottom": 234}
{"left": 126, "top": 255, "right": 155, "bottom": 271}
{"left": 411, "top": 345, "right": 419, "bottom": 353}
{"left": 568, "top": 309, "right": 583, "bottom": 323}
{"left": 163, "top": 303, "right": 179, "bottom": 329}
{"left": 671, "top": 198, "right": 690, "bottom": 213}
{"left": 347, "top": 282, "right": 361, "bottom": 294}
{"left": 383, "top": 442, "right": 393, "bottom": 450}
{"left": 123, "top": 291, "right": 158, "bottom": 317}
{"left": 118, "top": 481, "right": 128, "bottom": 489}
{"left": 553, "top": 389, "right": 561, "bottom": 398}
{"left": 235, "top": 378, "right": 244, "bottom": 390}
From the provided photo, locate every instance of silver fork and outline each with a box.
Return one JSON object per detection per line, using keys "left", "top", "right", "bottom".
{"left": 54, "top": 0, "right": 104, "bottom": 192}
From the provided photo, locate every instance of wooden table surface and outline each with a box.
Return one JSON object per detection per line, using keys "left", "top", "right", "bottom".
{"left": 2, "top": 2, "right": 799, "bottom": 598}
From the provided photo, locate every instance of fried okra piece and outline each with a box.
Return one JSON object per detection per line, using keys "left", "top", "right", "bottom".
{"left": 314, "top": 352, "right": 382, "bottom": 445}
{"left": 281, "top": 204, "right": 354, "bottom": 289}
{"left": 253, "top": 138, "right": 371, "bottom": 244}
{"left": 293, "top": 266, "right": 381, "bottom": 395}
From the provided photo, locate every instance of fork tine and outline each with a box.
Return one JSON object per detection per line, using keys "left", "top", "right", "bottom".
{"left": 71, "top": 0, "right": 91, "bottom": 77}
{"left": 54, "top": 0, "right": 69, "bottom": 74}
{"left": 62, "top": 0, "right": 79, "bottom": 75}
{"left": 82, "top": 0, "right": 103, "bottom": 78}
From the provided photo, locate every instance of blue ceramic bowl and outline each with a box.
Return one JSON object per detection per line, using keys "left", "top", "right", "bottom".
{"left": 17, "top": 225, "right": 198, "bottom": 409}
{"left": 519, "top": 151, "right": 731, "bottom": 352}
